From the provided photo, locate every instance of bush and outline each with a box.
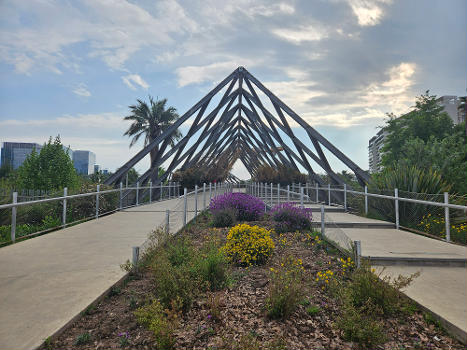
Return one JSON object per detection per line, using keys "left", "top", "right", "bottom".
{"left": 210, "top": 192, "right": 264, "bottom": 221}
{"left": 222, "top": 224, "right": 275, "bottom": 266}
{"left": 192, "top": 242, "right": 229, "bottom": 291}
{"left": 270, "top": 203, "right": 312, "bottom": 232}
{"left": 211, "top": 208, "right": 236, "bottom": 228}
{"left": 134, "top": 298, "right": 179, "bottom": 350}
{"left": 266, "top": 256, "right": 304, "bottom": 319}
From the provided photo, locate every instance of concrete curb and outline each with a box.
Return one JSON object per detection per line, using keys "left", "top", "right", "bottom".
{"left": 367, "top": 256, "right": 467, "bottom": 267}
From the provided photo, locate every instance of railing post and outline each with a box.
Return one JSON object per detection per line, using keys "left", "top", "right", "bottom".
{"left": 149, "top": 181, "right": 152, "bottom": 203}
{"left": 277, "top": 183, "right": 280, "bottom": 205}
{"left": 354, "top": 240, "right": 361, "bottom": 268}
{"left": 364, "top": 185, "right": 368, "bottom": 215}
{"left": 62, "top": 187, "right": 67, "bottom": 228}
{"left": 96, "top": 184, "right": 100, "bottom": 219}
{"left": 395, "top": 188, "right": 399, "bottom": 230}
{"left": 183, "top": 188, "right": 187, "bottom": 226}
{"left": 320, "top": 205, "right": 325, "bottom": 236}
{"left": 160, "top": 183, "right": 163, "bottom": 201}
{"left": 136, "top": 181, "right": 139, "bottom": 206}
{"left": 214, "top": 182, "right": 217, "bottom": 196}
{"left": 328, "top": 184, "right": 331, "bottom": 205}
{"left": 300, "top": 187, "right": 304, "bottom": 208}
{"left": 315, "top": 183, "right": 318, "bottom": 203}
{"left": 306, "top": 182, "right": 309, "bottom": 202}
{"left": 203, "top": 183, "right": 206, "bottom": 209}
{"left": 194, "top": 185, "right": 198, "bottom": 217}
{"left": 209, "top": 182, "right": 212, "bottom": 201}
{"left": 11, "top": 192, "right": 17, "bottom": 243}
{"left": 287, "top": 184, "right": 290, "bottom": 202}
{"left": 444, "top": 192, "right": 450, "bottom": 242}
{"left": 270, "top": 183, "right": 273, "bottom": 206}
{"left": 119, "top": 182, "right": 123, "bottom": 209}
{"left": 344, "top": 184, "right": 347, "bottom": 211}
{"left": 166, "top": 209, "right": 170, "bottom": 235}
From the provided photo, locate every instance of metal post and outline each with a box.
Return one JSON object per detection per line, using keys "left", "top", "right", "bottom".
{"left": 354, "top": 240, "right": 361, "bottom": 268}
{"left": 320, "top": 205, "right": 325, "bottom": 236}
{"left": 62, "top": 187, "right": 67, "bottom": 227}
{"left": 299, "top": 183, "right": 302, "bottom": 202}
{"left": 203, "top": 183, "right": 206, "bottom": 209}
{"left": 328, "top": 184, "right": 331, "bottom": 205}
{"left": 194, "top": 185, "right": 198, "bottom": 217}
{"left": 444, "top": 192, "right": 450, "bottom": 242}
{"left": 165, "top": 209, "right": 170, "bottom": 235}
{"left": 160, "top": 183, "right": 163, "bottom": 201}
{"left": 168, "top": 182, "right": 171, "bottom": 199}
{"left": 395, "top": 188, "right": 399, "bottom": 230}
{"left": 119, "top": 182, "right": 123, "bottom": 210}
{"left": 270, "top": 183, "right": 273, "bottom": 206}
{"left": 149, "top": 181, "right": 152, "bottom": 203}
{"left": 11, "top": 192, "right": 17, "bottom": 243}
{"left": 287, "top": 184, "right": 290, "bottom": 202}
{"left": 300, "top": 187, "right": 304, "bottom": 208}
{"left": 344, "top": 184, "right": 347, "bottom": 211}
{"left": 277, "top": 183, "right": 280, "bottom": 205}
{"left": 132, "top": 246, "right": 140, "bottom": 270}
{"left": 126, "top": 173, "right": 128, "bottom": 188}
{"left": 136, "top": 181, "right": 139, "bottom": 206}
{"left": 364, "top": 185, "right": 368, "bottom": 215}
{"left": 306, "top": 182, "right": 309, "bottom": 202}
{"left": 214, "top": 182, "right": 217, "bottom": 196}
{"left": 315, "top": 183, "right": 318, "bottom": 203}
{"left": 209, "top": 182, "right": 212, "bottom": 201}
{"left": 183, "top": 188, "right": 187, "bottom": 226}
{"left": 96, "top": 184, "right": 100, "bottom": 219}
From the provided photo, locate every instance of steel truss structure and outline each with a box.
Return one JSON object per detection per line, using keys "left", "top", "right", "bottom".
{"left": 105, "top": 67, "right": 369, "bottom": 196}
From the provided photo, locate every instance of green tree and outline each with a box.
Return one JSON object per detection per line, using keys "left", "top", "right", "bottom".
{"left": 381, "top": 91, "right": 453, "bottom": 167}
{"left": 123, "top": 97, "right": 183, "bottom": 180}
{"left": 16, "top": 136, "right": 78, "bottom": 191}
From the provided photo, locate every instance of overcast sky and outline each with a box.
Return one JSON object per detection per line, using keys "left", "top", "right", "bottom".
{"left": 0, "top": 0, "right": 465, "bottom": 179}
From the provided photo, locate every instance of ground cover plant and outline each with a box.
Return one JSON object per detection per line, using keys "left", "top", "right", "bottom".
{"left": 40, "top": 201, "right": 464, "bottom": 350}
{"left": 209, "top": 192, "right": 265, "bottom": 224}
{"left": 270, "top": 202, "right": 313, "bottom": 232}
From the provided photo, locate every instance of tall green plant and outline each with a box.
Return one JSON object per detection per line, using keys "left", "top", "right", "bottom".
{"left": 369, "top": 165, "right": 451, "bottom": 225}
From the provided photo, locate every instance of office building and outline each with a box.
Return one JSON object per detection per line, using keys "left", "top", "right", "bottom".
{"left": 94, "top": 164, "right": 101, "bottom": 173}
{"left": 0, "top": 142, "right": 43, "bottom": 169}
{"left": 73, "top": 150, "right": 96, "bottom": 175}
{"left": 436, "top": 96, "right": 464, "bottom": 124}
{"left": 368, "top": 129, "right": 388, "bottom": 174}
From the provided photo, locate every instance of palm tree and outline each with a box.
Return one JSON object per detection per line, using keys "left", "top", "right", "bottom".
{"left": 124, "top": 96, "right": 182, "bottom": 179}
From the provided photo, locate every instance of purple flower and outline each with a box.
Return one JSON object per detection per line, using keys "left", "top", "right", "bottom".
{"left": 270, "top": 202, "right": 312, "bottom": 232}
{"left": 209, "top": 193, "right": 265, "bottom": 221}
{"left": 207, "top": 314, "right": 212, "bottom": 319}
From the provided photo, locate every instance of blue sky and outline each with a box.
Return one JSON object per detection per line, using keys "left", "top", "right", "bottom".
{"left": 0, "top": 0, "right": 465, "bottom": 179}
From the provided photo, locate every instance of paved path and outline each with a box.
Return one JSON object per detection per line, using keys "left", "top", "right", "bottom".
{"left": 0, "top": 195, "right": 202, "bottom": 350}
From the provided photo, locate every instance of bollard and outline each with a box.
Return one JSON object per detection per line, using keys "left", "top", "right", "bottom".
{"left": 395, "top": 188, "right": 399, "bottom": 230}
{"left": 136, "top": 181, "right": 139, "bottom": 206}
{"left": 96, "top": 185, "right": 100, "bottom": 219}
{"left": 183, "top": 188, "right": 188, "bottom": 225}
{"left": 320, "top": 205, "right": 325, "bottom": 236}
{"left": 328, "top": 184, "right": 331, "bottom": 206}
{"left": 364, "top": 185, "right": 368, "bottom": 215}
{"left": 194, "top": 185, "right": 198, "bottom": 217}
{"left": 344, "top": 184, "right": 347, "bottom": 211}
{"left": 119, "top": 182, "right": 123, "bottom": 209}
{"left": 165, "top": 210, "right": 170, "bottom": 235}
{"left": 300, "top": 187, "right": 304, "bottom": 208}
{"left": 277, "top": 183, "right": 280, "bottom": 205}
{"left": 132, "top": 246, "right": 140, "bottom": 271}
{"left": 315, "top": 183, "right": 319, "bottom": 203}
{"left": 62, "top": 187, "right": 67, "bottom": 227}
{"left": 444, "top": 192, "right": 450, "bottom": 242}
{"left": 354, "top": 240, "right": 361, "bottom": 268}
{"left": 149, "top": 181, "right": 152, "bottom": 203}
{"left": 11, "top": 192, "right": 17, "bottom": 243}
{"left": 203, "top": 183, "right": 206, "bottom": 209}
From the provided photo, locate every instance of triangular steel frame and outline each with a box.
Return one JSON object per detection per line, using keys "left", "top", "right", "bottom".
{"left": 105, "top": 67, "right": 370, "bottom": 193}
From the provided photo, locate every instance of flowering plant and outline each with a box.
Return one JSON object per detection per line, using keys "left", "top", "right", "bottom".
{"left": 209, "top": 192, "right": 265, "bottom": 221}
{"left": 221, "top": 223, "right": 274, "bottom": 265}
{"left": 270, "top": 202, "right": 312, "bottom": 232}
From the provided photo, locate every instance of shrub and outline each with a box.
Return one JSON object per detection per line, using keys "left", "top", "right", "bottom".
{"left": 266, "top": 256, "right": 304, "bottom": 319}
{"left": 134, "top": 298, "right": 179, "bottom": 350}
{"left": 210, "top": 193, "right": 264, "bottom": 221}
{"left": 166, "top": 236, "right": 194, "bottom": 267}
{"left": 270, "top": 203, "right": 312, "bottom": 232}
{"left": 211, "top": 208, "right": 237, "bottom": 228}
{"left": 222, "top": 224, "right": 275, "bottom": 266}
{"left": 193, "top": 242, "right": 229, "bottom": 291}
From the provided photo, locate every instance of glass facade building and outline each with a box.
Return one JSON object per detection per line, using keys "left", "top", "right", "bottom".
{"left": 72, "top": 150, "right": 96, "bottom": 175}
{"left": 0, "top": 142, "right": 43, "bottom": 169}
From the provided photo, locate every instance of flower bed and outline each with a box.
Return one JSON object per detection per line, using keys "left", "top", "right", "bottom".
{"left": 209, "top": 192, "right": 265, "bottom": 222}
{"left": 270, "top": 202, "right": 312, "bottom": 232}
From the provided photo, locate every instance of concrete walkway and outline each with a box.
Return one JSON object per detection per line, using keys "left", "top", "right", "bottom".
{"left": 0, "top": 196, "right": 201, "bottom": 350}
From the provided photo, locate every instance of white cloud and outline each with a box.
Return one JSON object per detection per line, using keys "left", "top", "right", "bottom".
{"left": 272, "top": 25, "right": 329, "bottom": 44}
{"left": 122, "top": 74, "right": 150, "bottom": 90}
{"left": 346, "top": 0, "right": 392, "bottom": 26}
{"left": 72, "top": 83, "right": 91, "bottom": 97}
